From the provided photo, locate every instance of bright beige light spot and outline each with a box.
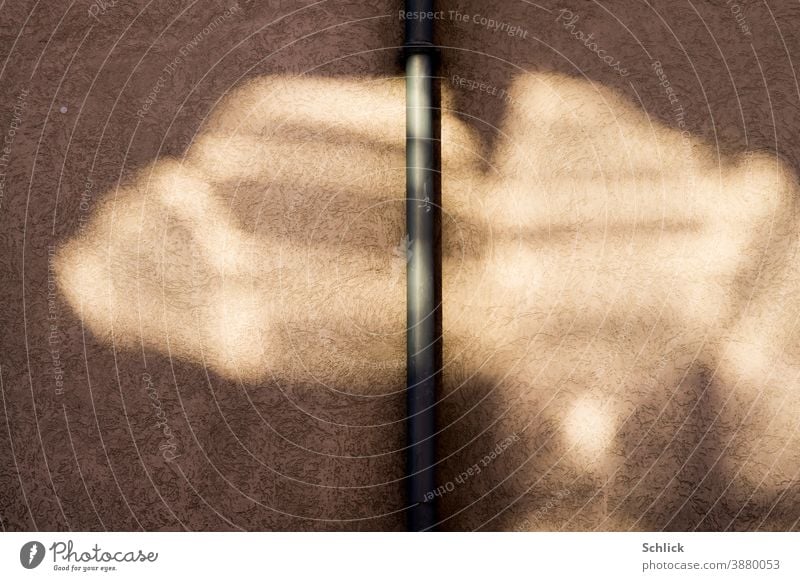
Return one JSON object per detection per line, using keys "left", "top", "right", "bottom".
{"left": 57, "top": 247, "right": 116, "bottom": 334}
{"left": 207, "top": 282, "right": 268, "bottom": 380}
{"left": 563, "top": 397, "right": 615, "bottom": 467}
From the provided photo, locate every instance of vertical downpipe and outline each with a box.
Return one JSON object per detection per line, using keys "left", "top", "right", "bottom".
{"left": 404, "top": 0, "right": 441, "bottom": 532}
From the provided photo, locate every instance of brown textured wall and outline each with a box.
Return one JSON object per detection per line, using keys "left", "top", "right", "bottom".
{"left": 2, "top": 0, "right": 800, "bottom": 531}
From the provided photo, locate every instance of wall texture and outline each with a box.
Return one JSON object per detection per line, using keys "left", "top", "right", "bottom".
{"left": 2, "top": 0, "right": 800, "bottom": 531}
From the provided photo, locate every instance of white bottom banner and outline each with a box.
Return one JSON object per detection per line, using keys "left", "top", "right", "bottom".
{"left": 1, "top": 532, "right": 797, "bottom": 580}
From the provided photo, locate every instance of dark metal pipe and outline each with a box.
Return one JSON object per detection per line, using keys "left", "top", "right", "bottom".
{"left": 404, "top": 0, "right": 441, "bottom": 532}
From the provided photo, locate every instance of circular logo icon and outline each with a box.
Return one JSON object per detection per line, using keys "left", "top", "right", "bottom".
{"left": 20, "top": 541, "right": 45, "bottom": 569}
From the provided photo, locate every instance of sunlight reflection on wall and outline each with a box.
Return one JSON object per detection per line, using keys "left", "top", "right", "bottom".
{"left": 56, "top": 72, "right": 800, "bottom": 527}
